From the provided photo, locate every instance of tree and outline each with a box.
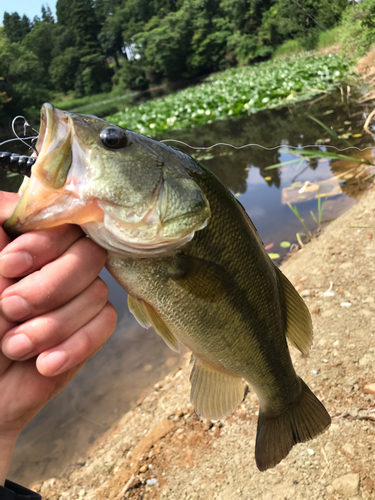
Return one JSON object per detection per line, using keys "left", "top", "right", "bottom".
{"left": 55, "top": 0, "right": 112, "bottom": 95}
{"left": 3, "top": 12, "right": 32, "bottom": 43}
{"left": 41, "top": 5, "right": 55, "bottom": 23}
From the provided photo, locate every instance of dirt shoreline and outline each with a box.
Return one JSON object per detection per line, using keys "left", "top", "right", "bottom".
{"left": 33, "top": 184, "right": 375, "bottom": 500}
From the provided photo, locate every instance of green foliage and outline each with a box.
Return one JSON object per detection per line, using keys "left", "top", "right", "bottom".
{"left": 113, "top": 60, "right": 149, "bottom": 91}
{"left": 0, "top": 0, "right": 355, "bottom": 125}
{"left": 107, "top": 53, "right": 351, "bottom": 136}
{"left": 3, "top": 12, "right": 31, "bottom": 43}
{"left": 340, "top": 0, "right": 375, "bottom": 58}
{"left": 317, "top": 26, "right": 342, "bottom": 48}
{"left": 274, "top": 40, "right": 304, "bottom": 58}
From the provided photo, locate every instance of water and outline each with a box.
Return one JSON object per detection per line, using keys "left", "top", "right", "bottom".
{"left": 1, "top": 89, "right": 375, "bottom": 486}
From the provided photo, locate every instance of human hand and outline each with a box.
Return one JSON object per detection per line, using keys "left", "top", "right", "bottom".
{"left": 0, "top": 191, "right": 117, "bottom": 484}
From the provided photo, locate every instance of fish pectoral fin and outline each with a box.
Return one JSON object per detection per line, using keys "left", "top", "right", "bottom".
{"left": 275, "top": 266, "right": 313, "bottom": 354}
{"left": 255, "top": 377, "right": 331, "bottom": 471}
{"left": 128, "top": 295, "right": 180, "bottom": 352}
{"left": 169, "top": 254, "right": 231, "bottom": 302}
{"left": 128, "top": 295, "right": 152, "bottom": 328}
{"left": 190, "top": 358, "right": 244, "bottom": 420}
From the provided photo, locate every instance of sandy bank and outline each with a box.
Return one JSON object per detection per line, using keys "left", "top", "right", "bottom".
{"left": 33, "top": 184, "right": 375, "bottom": 500}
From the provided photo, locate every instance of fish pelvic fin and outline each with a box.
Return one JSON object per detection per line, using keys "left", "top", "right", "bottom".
{"left": 190, "top": 358, "right": 245, "bottom": 420}
{"left": 255, "top": 377, "right": 331, "bottom": 471}
{"left": 128, "top": 295, "right": 151, "bottom": 328}
{"left": 276, "top": 266, "right": 313, "bottom": 354}
{"left": 127, "top": 295, "right": 180, "bottom": 352}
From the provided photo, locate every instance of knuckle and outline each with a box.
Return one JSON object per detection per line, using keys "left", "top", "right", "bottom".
{"left": 92, "top": 278, "right": 109, "bottom": 303}
{"left": 104, "top": 302, "right": 118, "bottom": 332}
{"left": 28, "top": 315, "right": 61, "bottom": 345}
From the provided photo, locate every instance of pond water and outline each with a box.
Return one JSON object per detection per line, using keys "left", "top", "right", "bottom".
{"left": 1, "top": 88, "right": 375, "bottom": 486}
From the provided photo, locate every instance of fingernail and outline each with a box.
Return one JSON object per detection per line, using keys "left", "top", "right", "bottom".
{"left": 2, "top": 333, "right": 34, "bottom": 359}
{"left": 40, "top": 350, "right": 68, "bottom": 375}
{"left": 0, "top": 296, "right": 31, "bottom": 321}
{"left": 0, "top": 252, "right": 33, "bottom": 277}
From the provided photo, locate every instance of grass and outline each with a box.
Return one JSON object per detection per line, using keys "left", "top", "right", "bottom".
{"left": 274, "top": 40, "right": 304, "bottom": 58}
{"left": 317, "top": 26, "right": 342, "bottom": 49}
{"left": 52, "top": 91, "right": 138, "bottom": 117}
{"left": 106, "top": 53, "right": 352, "bottom": 137}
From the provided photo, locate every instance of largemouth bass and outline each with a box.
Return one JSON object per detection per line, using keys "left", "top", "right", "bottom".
{"left": 4, "top": 103, "right": 330, "bottom": 471}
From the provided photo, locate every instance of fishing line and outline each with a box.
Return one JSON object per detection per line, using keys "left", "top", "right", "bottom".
{"left": 10, "top": 116, "right": 39, "bottom": 155}
{"left": 160, "top": 139, "right": 375, "bottom": 154}
{"left": 0, "top": 136, "right": 39, "bottom": 148}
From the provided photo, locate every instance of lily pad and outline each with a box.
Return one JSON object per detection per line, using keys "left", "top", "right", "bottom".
{"left": 264, "top": 176, "right": 272, "bottom": 181}
{"left": 268, "top": 253, "right": 280, "bottom": 260}
{"left": 280, "top": 241, "right": 291, "bottom": 248}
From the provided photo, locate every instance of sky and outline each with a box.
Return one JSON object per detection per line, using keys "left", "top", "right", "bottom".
{"left": 1, "top": 0, "right": 55, "bottom": 23}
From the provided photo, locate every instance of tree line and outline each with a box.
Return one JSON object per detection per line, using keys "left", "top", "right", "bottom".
{"left": 0, "top": 0, "right": 357, "bottom": 125}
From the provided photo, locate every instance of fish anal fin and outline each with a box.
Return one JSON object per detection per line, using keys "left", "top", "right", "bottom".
{"left": 128, "top": 295, "right": 180, "bottom": 352}
{"left": 255, "top": 377, "right": 331, "bottom": 471}
{"left": 169, "top": 255, "right": 231, "bottom": 302}
{"left": 128, "top": 294, "right": 151, "bottom": 328}
{"left": 190, "top": 357, "right": 244, "bottom": 420}
{"left": 276, "top": 266, "right": 313, "bottom": 354}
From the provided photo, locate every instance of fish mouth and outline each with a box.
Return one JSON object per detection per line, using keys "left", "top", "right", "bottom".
{"left": 4, "top": 103, "right": 103, "bottom": 235}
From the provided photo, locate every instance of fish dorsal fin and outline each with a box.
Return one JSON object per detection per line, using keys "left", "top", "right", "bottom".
{"left": 127, "top": 295, "right": 180, "bottom": 352}
{"left": 190, "top": 357, "right": 244, "bottom": 420}
{"left": 275, "top": 266, "right": 313, "bottom": 354}
{"left": 169, "top": 255, "right": 231, "bottom": 302}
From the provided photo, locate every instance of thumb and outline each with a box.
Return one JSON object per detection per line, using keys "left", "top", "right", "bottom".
{"left": 0, "top": 192, "right": 20, "bottom": 226}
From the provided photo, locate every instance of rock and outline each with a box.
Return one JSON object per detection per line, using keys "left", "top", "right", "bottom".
{"left": 359, "top": 354, "right": 372, "bottom": 366}
{"left": 147, "top": 478, "right": 157, "bottom": 486}
{"left": 301, "top": 289, "right": 311, "bottom": 297}
{"left": 203, "top": 420, "right": 213, "bottom": 431}
{"left": 139, "top": 464, "right": 148, "bottom": 473}
{"left": 363, "top": 383, "right": 375, "bottom": 395}
{"left": 40, "top": 478, "right": 57, "bottom": 494}
{"left": 322, "top": 309, "right": 335, "bottom": 317}
{"left": 342, "top": 443, "right": 354, "bottom": 455}
{"left": 331, "top": 473, "right": 360, "bottom": 497}
{"left": 324, "top": 441, "right": 336, "bottom": 458}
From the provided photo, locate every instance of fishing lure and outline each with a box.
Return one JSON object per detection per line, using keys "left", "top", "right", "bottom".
{"left": 0, "top": 151, "right": 36, "bottom": 177}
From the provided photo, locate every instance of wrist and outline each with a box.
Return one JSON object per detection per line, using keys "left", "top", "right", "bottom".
{"left": 0, "top": 431, "right": 19, "bottom": 486}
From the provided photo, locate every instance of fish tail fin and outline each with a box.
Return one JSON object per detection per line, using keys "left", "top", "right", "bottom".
{"left": 255, "top": 377, "right": 331, "bottom": 471}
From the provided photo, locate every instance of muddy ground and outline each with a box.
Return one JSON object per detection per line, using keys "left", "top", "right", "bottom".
{"left": 28, "top": 176, "right": 375, "bottom": 500}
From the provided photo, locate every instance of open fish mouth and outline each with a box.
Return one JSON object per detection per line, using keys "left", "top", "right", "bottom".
{"left": 4, "top": 103, "right": 104, "bottom": 235}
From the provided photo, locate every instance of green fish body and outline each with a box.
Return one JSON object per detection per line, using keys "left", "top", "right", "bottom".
{"left": 5, "top": 104, "right": 331, "bottom": 470}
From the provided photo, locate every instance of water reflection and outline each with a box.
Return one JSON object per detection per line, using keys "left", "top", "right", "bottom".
{"left": 1, "top": 89, "right": 374, "bottom": 485}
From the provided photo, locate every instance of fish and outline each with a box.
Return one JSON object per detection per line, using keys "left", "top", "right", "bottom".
{"left": 4, "top": 103, "right": 331, "bottom": 471}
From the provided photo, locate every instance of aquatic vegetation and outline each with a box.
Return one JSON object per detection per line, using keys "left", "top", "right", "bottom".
{"left": 107, "top": 54, "right": 351, "bottom": 137}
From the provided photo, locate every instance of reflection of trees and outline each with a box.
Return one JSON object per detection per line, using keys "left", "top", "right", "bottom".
{"left": 160, "top": 90, "right": 366, "bottom": 194}
{"left": 329, "top": 154, "right": 375, "bottom": 200}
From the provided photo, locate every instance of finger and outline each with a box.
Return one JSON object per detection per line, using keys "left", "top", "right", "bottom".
{"left": 0, "top": 224, "right": 84, "bottom": 278}
{"left": 0, "top": 274, "right": 17, "bottom": 342}
{"left": 36, "top": 301, "right": 117, "bottom": 376}
{"left": 0, "top": 192, "right": 19, "bottom": 225}
{"left": 2, "top": 278, "right": 109, "bottom": 360}
{"left": 0, "top": 237, "right": 107, "bottom": 322}
{"left": 0, "top": 192, "right": 19, "bottom": 252}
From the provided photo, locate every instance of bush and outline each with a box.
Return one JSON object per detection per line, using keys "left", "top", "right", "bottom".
{"left": 317, "top": 26, "right": 342, "bottom": 49}
{"left": 113, "top": 60, "right": 149, "bottom": 91}
{"left": 340, "top": 1, "right": 375, "bottom": 59}
{"left": 273, "top": 40, "right": 304, "bottom": 58}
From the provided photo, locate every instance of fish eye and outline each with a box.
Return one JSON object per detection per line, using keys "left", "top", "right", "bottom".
{"left": 100, "top": 127, "right": 128, "bottom": 149}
